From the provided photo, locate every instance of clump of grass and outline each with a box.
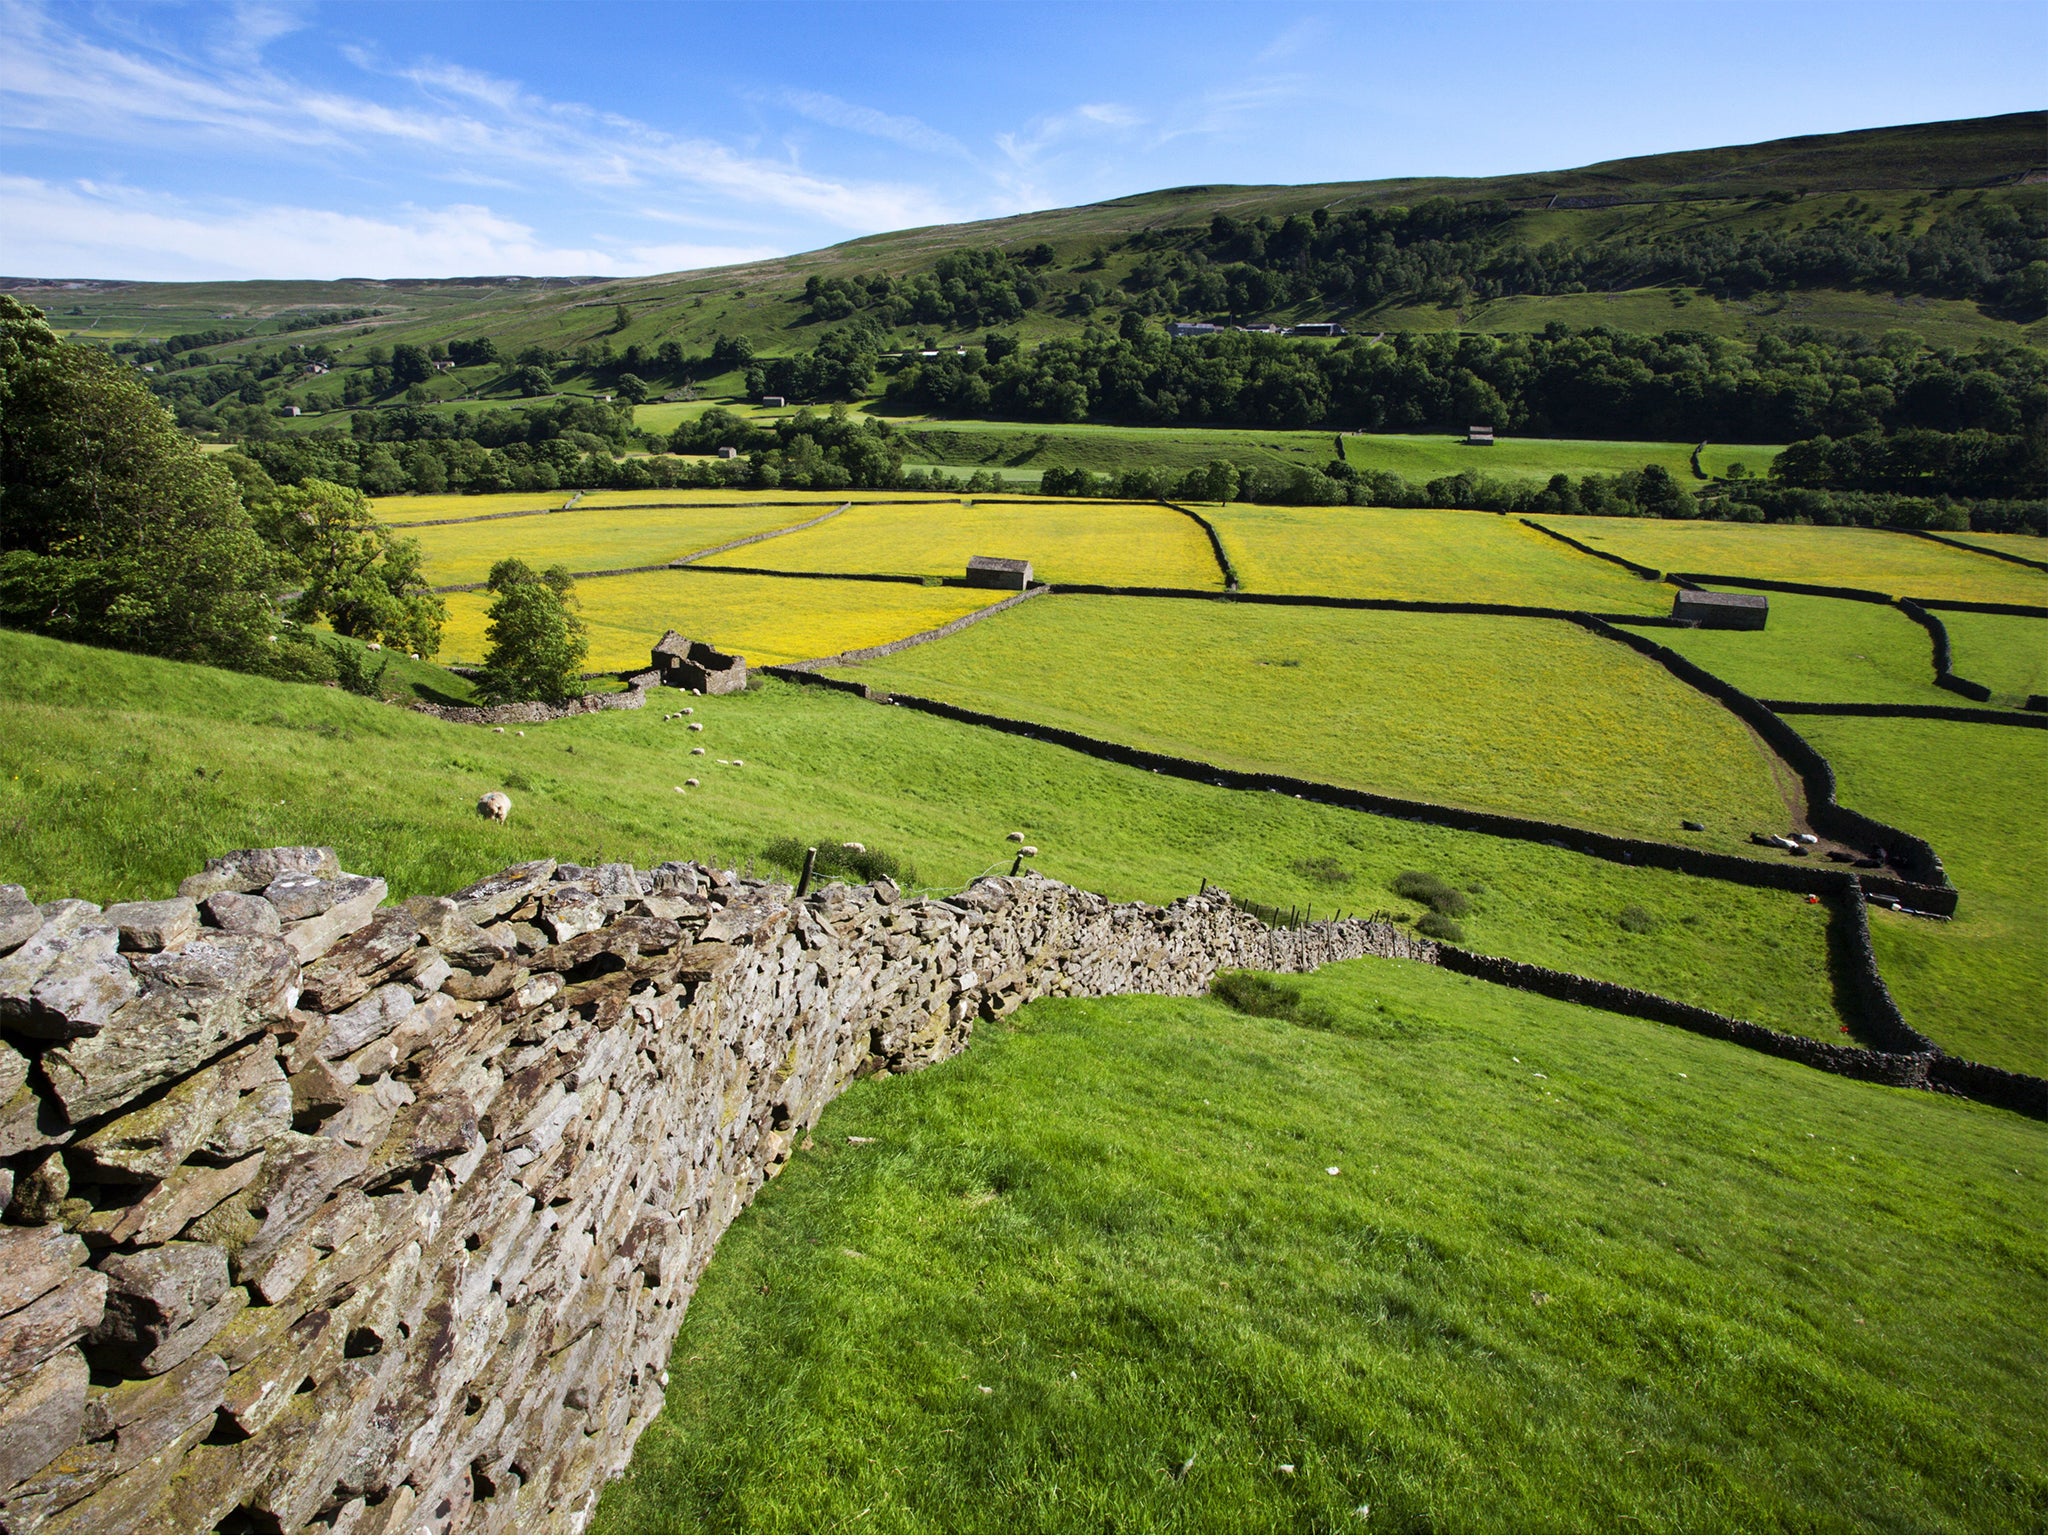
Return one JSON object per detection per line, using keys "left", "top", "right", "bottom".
{"left": 1291, "top": 856, "right": 1350, "bottom": 886}
{"left": 1416, "top": 911, "right": 1467, "bottom": 942}
{"left": 1208, "top": 970, "right": 1338, "bottom": 1030}
{"left": 1391, "top": 870, "right": 1472, "bottom": 918}
{"left": 762, "top": 836, "right": 919, "bottom": 889}
{"left": 1618, "top": 903, "right": 1660, "bottom": 935}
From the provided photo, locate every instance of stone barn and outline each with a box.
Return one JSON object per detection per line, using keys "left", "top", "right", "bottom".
{"left": 651, "top": 629, "right": 747, "bottom": 693}
{"left": 1673, "top": 589, "right": 1769, "bottom": 630}
{"left": 965, "top": 555, "right": 1033, "bottom": 591}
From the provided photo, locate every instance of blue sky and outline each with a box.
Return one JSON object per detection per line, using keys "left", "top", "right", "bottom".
{"left": 2, "top": 0, "right": 2041, "bottom": 281}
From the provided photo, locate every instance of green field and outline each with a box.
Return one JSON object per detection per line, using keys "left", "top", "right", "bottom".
{"left": 1535, "top": 517, "right": 2048, "bottom": 605}
{"left": 0, "top": 627, "right": 1848, "bottom": 1035}
{"left": 1658, "top": 592, "right": 1950, "bottom": 704}
{"left": 595, "top": 963, "right": 2048, "bottom": 1534}
{"left": 1941, "top": 610, "right": 2048, "bottom": 703}
{"left": 438, "top": 569, "right": 1000, "bottom": 670}
{"left": 887, "top": 421, "right": 1779, "bottom": 487}
{"left": 700, "top": 498, "right": 1224, "bottom": 588}
{"left": 1942, "top": 531, "right": 2048, "bottom": 564}
{"left": 1799, "top": 717, "right": 2048, "bottom": 1077}
{"left": 830, "top": 596, "right": 1792, "bottom": 853}
{"left": 1212, "top": 505, "right": 1668, "bottom": 610}
{"left": 405, "top": 502, "right": 809, "bottom": 588}
{"left": 369, "top": 491, "right": 577, "bottom": 523}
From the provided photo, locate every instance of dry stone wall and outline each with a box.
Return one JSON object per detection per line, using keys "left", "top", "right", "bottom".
{"left": 0, "top": 849, "right": 1425, "bottom": 1534}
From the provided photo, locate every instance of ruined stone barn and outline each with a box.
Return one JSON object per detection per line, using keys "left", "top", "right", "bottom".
{"left": 964, "top": 555, "right": 1033, "bottom": 592}
{"left": 650, "top": 630, "right": 747, "bottom": 693}
{"left": 1672, "top": 590, "right": 1769, "bottom": 630}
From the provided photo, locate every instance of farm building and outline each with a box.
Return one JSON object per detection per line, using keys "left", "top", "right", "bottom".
{"left": 1167, "top": 322, "right": 1223, "bottom": 338}
{"left": 1289, "top": 322, "right": 1347, "bottom": 336}
{"left": 716, "top": 446, "right": 738, "bottom": 460}
{"left": 1467, "top": 425, "right": 1495, "bottom": 445}
{"left": 760, "top": 395, "right": 785, "bottom": 407}
{"left": 650, "top": 630, "right": 748, "bottom": 693}
{"left": 965, "top": 555, "right": 1033, "bottom": 591}
{"left": 1672, "top": 590, "right": 1769, "bottom": 630}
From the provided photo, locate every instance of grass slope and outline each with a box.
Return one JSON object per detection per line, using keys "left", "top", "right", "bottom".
{"left": 1212, "top": 505, "right": 1668, "bottom": 611}
{"left": 1657, "top": 592, "right": 1951, "bottom": 704}
{"left": 1797, "top": 717, "right": 2048, "bottom": 1076}
{"left": 830, "top": 595, "right": 1791, "bottom": 852}
{"left": 0, "top": 628, "right": 1842, "bottom": 1036}
{"left": 1539, "top": 518, "right": 2048, "bottom": 605}
{"left": 595, "top": 960, "right": 2048, "bottom": 1534}
{"left": 437, "top": 569, "right": 1000, "bottom": 670}
{"left": 700, "top": 498, "right": 1222, "bottom": 588}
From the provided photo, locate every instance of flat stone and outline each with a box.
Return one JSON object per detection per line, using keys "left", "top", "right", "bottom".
{"left": 7, "top": 1149, "right": 70, "bottom": 1223}
{"left": 0, "top": 911, "right": 135, "bottom": 1040}
{"left": 317, "top": 982, "right": 417, "bottom": 1060}
{"left": 73, "top": 1053, "right": 244, "bottom": 1183}
{"left": 264, "top": 873, "right": 384, "bottom": 924}
{"left": 107, "top": 1150, "right": 266, "bottom": 1247}
{"left": 0, "top": 1225, "right": 89, "bottom": 1315}
{"left": 541, "top": 886, "right": 607, "bottom": 943}
{"left": 200, "top": 1066, "right": 293, "bottom": 1164}
{"left": 0, "top": 883, "right": 44, "bottom": 955}
{"left": 99, "top": 898, "right": 201, "bottom": 953}
{"left": 441, "top": 960, "right": 526, "bottom": 1002}
{"left": 202, "top": 890, "right": 282, "bottom": 936}
{"left": 179, "top": 847, "right": 339, "bottom": 902}
{"left": 80, "top": 1347, "right": 229, "bottom": 1468}
{"left": 87, "top": 1243, "right": 232, "bottom": 1374}
{"left": 0, "top": 1346, "right": 89, "bottom": 1489}
{"left": 234, "top": 1134, "right": 370, "bottom": 1282}
{"left": 297, "top": 897, "right": 441, "bottom": 1011}
{"left": 367, "top": 1090, "right": 478, "bottom": 1189}
{"left": 134, "top": 930, "right": 298, "bottom": 1016}
{"left": 42, "top": 984, "right": 272, "bottom": 1125}
{"left": 280, "top": 880, "right": 389, "bottom": 965}
{"left": 0, "top": 1269, "right": 106, "bottom": 1384}
{"left": 450, "top": 860, "right": 556, "bottom": 926}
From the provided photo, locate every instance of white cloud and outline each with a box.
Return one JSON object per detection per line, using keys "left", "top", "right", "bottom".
{"left": 767, "top": 88, "right": 974, "bottom": 161}
{"left": 0, "top": 174, "right": 776, "bottom": 281}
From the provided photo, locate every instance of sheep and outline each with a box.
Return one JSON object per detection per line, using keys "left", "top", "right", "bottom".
{"left": 477, "top": 792, "right": 511, "bottom": 823}
{"left": 688, "top": 723, "right": 704, "bottom": 732}
{"left": 1006, "top": 832, "right": 1025, "bottom": 842}
{"left": 842, "top": 841, "right": 866, "bottom": 853}
{"left": 685, "top": 777, "right": 700, "bottom": 787}
{"left": 690, "top": 747, "right": 706, "bottom": 756}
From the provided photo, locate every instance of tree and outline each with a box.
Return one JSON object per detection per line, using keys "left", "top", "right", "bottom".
{"left": 513, "top": 364, "right": 554, "bottom": 397}
{"left": 0, "top": 295, "right": 279, "bottom": 668}
{"left": 711, "top": 334, "right": 755, "bottom": 370}
{"left": 477, "top": 559, "right": 588, "bottom": 704}
{"left": 448, "top": 337, "right": 500, "bottom": 367}
{"left": 614, "top": 372, "right": 649, "bottom": 404}
{"left": 610, "top": 303, "right": 631, "bottom": 335}
{"left": 250, "top": 477, "right": 444, "bottom": 655}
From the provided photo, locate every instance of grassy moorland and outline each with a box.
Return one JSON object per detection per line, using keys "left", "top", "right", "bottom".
{"left": 403, "top": 502, "right": 808, "bottom": 588}
{"left": 1798, "top": 716, "right": 2048, "bottom": 1077}
{"left": 595, "top": 963, "right": 2048, "bottom": 1534}
{"left": 700, "top": 498, "right": 1224, "bottom": 588}
{"left": 0, "top": 628, "right": 1844, "bottom": 1038}
{"left": 1940, "top": 610, "right": 2048, "bottom": 704}
{"left": 830, "top": 596, "right": 1792, "bottom": 852}
{"left": 1211, "top": 505, "right": 1668, "bottom": 611}
{"left": 1657, "top": 591, "right": 1952, "bottom": 704}
{"left": 437, "top": 569, "right": 1000, "bottom": 670}
{"left": 1536, "top": 518, "right": 2048, "bottom": 605}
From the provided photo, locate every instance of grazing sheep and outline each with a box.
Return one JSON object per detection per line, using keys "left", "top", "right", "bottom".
{"left": 477, "top": 792, "right": 511, "bottom": 823}
{"left": 732, "top": 759, "right": 745, "bottom": 767}
{"left": 842, "top": 841, "right": 865, "bottom": 853}
{"left": 690, "top": 747, "right": 706, "bottom": 756}
{"left": 685, "top": 777, "right": 700, "bottom": 787}
{"left": 681, "top": 707, "right": 694, "bottom": 715}
{"left": 1006, "top": 831, "right": 1025, "bottom": 842}
{"left": 1020, "top": 845, "right": 1038, "bottom": 856}
{"left": 688, "top": 722, "right": 704, "bottom": 732}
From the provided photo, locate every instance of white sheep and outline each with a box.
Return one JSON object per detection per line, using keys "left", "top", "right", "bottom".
{"left": 690, "top": 747, "right": 706, "bottom": 756}
{"left": 1006, "top": 831, "right": 1025, "bottom": 842}
{"left": 688, "top": 722, "right": 704, "bottom": 732}
{"left": 685, "top": 777, "right": 700, "bottom": 787}
{"left": 477, "top": 792, "right": 511, "bottom": 823}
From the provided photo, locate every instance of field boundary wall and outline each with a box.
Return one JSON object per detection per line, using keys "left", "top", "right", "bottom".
{"left": 1158, "top": 501, "right": 1241, "bottom": 590}
{"left": 1900, "top": 527, "right": 2048, "bottom": 573}
{"left": 1761, "top": 700, "right": 2048, "bottom": 728}
{"left": 1906, "top": 596, "right": 2048, "bottom": 617}
{"left": 0, "top": 854, "right": 1430, "bottom": 1533}
{"left": 409, "top": 687, "right": 649, "bottom": 726}
{"left": 1518, "top": 517, "right": 1666, "bottom": 579}
{"left": 774, "top": 587, "right": 1050, "bottom": 671}
{"left": 669, "top": 503, "right": 851, "bottom": 568}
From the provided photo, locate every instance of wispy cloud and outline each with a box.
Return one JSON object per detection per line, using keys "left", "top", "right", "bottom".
{"left": 767, "top": 88, "right": 974, "bottom": 161}
{"left": 0, "top": 173, "right": 779, "bottom": 280}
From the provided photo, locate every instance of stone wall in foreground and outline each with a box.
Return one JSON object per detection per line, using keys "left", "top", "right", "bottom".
{"left": 0, "top": 850, "right": 1426, "bottom": 1534}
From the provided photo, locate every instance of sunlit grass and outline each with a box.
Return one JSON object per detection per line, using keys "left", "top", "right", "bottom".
{"left": 405, "top": 504, "right": 806, "bottom": 587}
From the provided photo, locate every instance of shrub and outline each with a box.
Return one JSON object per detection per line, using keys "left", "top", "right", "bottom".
{"left": 1291, "top": 856, "right": 1350, "bottom": 887}
{"left": 1416, "top": 912, "right": 1467, "bottom": 942}
{"left": 1390, "top": 870, "right": 1471, "bottom": 918}
{"left": 1618, "top": 903, "right": 1660, "bottom": 934}
{"left": 761, "top": 836, "right": 918, "bottom": 890}
{"left": 327, "top": 639, "right": 388, "bottom": 698}
{"left": 1209, "top": 970, "right": 1338, "bottom": 1030}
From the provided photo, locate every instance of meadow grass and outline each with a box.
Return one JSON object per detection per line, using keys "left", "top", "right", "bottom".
{"left": 1942, "top": 530, "right": 2048, "bottom": 563}
{"left": 1797, "top": 716, "right": 2048, "bottom": 1076}
{"left": 575, "top": 488, "right": 944, "bottom": 510}
{"left": 1657, "top": 592, "right": 1951, "bottom": 704}
{"left": 438, "top": 570, "right": 999, "bottom": 670}
{"left": 1939, "top": 610, "right": 2048, "bottom": 703}
{"left": 404, "top": 503, "right": 806, "bottom": 588}
{"left": 1210, "top": 505, "right": 1668, "bottom": 611}
{"left": 369, "top": 491, "right": 573, "bottom": 524}
{"left": 1537, "top": 517, "right": 2048, "bottom": 604}
{"left": 887, "top": 421, "right": 1781, "bottom": 486}
{"left": 593, "top": 963, "right": 2048, "bottom": 1535}
{"left": 0, "top": 628, "right": 1843, "bottom": 1037}
{"left": 699, "top": 499, "right": 1224, "bottom": 588}
{"left": 829, "top": 596, "right": 1792, "bottom": 853}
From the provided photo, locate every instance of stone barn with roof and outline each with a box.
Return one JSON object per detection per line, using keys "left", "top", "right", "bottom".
{"left": 965, "top": 555, "right": 1033, "bottom": 591}
{"left": 1673, "top": 590, "right": 1769, "bottom": 630}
